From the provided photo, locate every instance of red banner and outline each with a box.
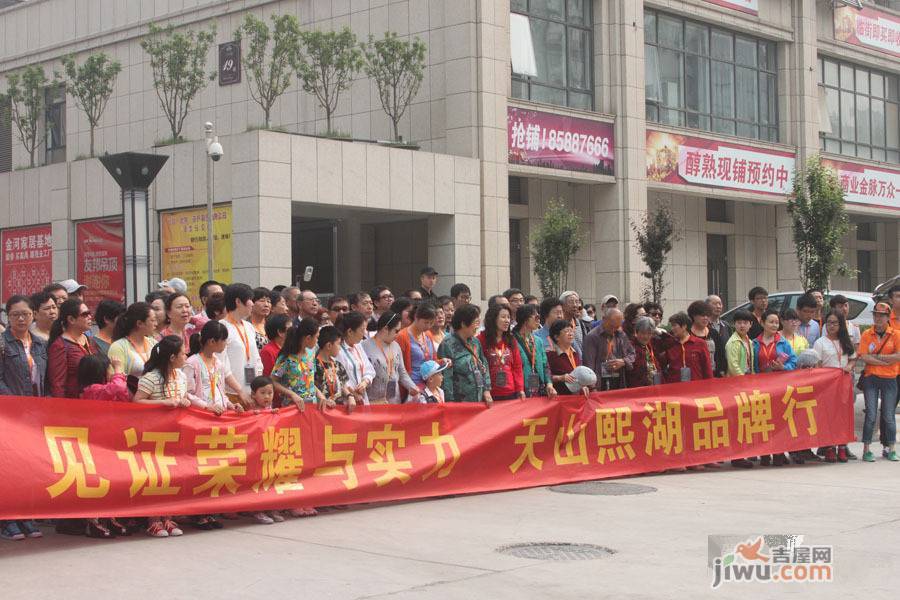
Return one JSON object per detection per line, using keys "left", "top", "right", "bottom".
{"left": 0, "top": 369, "right": 852, "bottom": 519}
{"left": 1, "top": 224, "right": 52, "bottom": 301}
{"left": 823, "top": 158, "right": 900, "bottom": 211}
{"left": 508, "top": 106, "right": 614, "bottom": 175}
{"left": 835, "top": 6, "right": 900, "bottom": 59}
{"left": 76, "top": 219, "right": 125, "bottom": 311}
{"left": 646, "top": 129, "right": 795, "bottom": 195}
{"left": 704, "top": 0, "right": 757, "bottom": 15}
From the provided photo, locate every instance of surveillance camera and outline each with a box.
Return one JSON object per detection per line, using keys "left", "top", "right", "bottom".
{"left": 208, "top": 140, "right": 224, "bottom": 162}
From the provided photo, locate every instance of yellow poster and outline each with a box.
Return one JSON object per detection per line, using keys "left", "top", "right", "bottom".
{"left": 160, "top": 205, "right": 232, "bottom": 306}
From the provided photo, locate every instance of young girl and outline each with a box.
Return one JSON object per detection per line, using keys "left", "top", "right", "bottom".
{"left": 133, "top": 335, "right": 195, "bottom": 538}
{"left": 250, "top": 375, "right": 277, "bottom": 410}
{"left": 183, "top": 321, "right": 250, "bottom": 414}
{"left": 271, "top": 318, "right": 326, "bottom": 409}
{"left": 314, "top": 326, "right": 355, "bottom": 411}
{"left": 78, "top": 354, "right": 131, "bottom": 402}
{"left": 72, "top": 353, "right": 133, "bottom": 537}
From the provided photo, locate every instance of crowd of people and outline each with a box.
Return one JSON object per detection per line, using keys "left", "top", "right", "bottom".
{"left": 1, "top": 270, "right": 899, "bottom": 541}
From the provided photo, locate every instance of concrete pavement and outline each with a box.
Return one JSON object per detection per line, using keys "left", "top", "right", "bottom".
{"left": 2, "top": 396, "right": 898, "bottom": 599}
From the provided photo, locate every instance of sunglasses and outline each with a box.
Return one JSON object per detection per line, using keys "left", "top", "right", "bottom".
{"left": 79, "top": 311, "right": 92, "bottom": 318}
{"left": 332, "top": 306, "right": 350, "bottom": 312}
{"left": 649, "top": 311, "right": 663, "bottom": 317}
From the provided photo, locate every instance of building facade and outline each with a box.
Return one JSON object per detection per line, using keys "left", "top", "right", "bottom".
{"left": 0, "top": 0, "right": 897, "bottom": 310}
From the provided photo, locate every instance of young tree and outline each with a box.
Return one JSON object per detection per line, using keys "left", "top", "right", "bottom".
{"left": 531, "top": 199, "right": 584, "bottom": 299}
{"left": 140, "top": 23, "right": 216, "bottom": 143}
{"left": 363, "top": 32, "right": 427, "bottom": 142}
{"left": 235, "top": 13, "right": 301, "bottom": 129}
{"left": 2, "top": 65, "right": 49, "bottom": 168}
{"left": 631, "top": 202, "right": 680, "bottom": 304}
{"left": 58, "top": 53, "right": 122, "bottom": 157}
{"left": 788, "top": 155, "right": 852, "bottom": 291}
{"left": 294, "top": 27, "right": 364, "bottom": 134}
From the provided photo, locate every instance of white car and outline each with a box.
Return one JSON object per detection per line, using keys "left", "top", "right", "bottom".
{"left": 721, "top": 291, "right": 874, "bottom": 327}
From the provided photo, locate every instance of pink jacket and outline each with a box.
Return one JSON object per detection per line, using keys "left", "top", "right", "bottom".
{"left": 80, "top": 373, "right": 132, "bottom": 402}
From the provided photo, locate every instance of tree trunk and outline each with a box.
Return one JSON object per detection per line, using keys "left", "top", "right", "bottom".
{"left": 264, "top": 107, "right": 271, "bottom": 130}
{"left": 393, "top": 118, "right": 400, "bottom": 142}
{"left": 89, "top": 126, "right": 95, "bottom": 158}
{"left": 326, "top": 111, "right": 332, "bottom": 134}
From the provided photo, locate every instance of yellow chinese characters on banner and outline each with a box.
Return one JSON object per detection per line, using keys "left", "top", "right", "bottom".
{"left": 160, "top": 205, "right": 232, "bottom": 306}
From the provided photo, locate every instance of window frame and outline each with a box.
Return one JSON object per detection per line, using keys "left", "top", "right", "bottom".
{"left": 511, "top": 0, "right": 595, "bottom": 111}
{"left": 44, "top": 84, "right": 66, "bottom": 165}
{"left": 818, "top": 56, "right": 900, "bottom": 164}
{"left": 644, "top": 9, "right": 779, "bottom": 142}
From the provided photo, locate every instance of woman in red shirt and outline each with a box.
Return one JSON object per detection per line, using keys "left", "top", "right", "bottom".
{"left": 259, "top": 314, "right": 292, "bottom": 376}
{"left": 659, "top": 312, "right": 713, "bottom": 383}
{"left": 47, "top": 299, "right": 100, "bottom": 398}
{"left": 477, "top": 304, "right": 524, "bottom": 400}
{"left": 546, "top": 320, "right": 584, "bottom": 396}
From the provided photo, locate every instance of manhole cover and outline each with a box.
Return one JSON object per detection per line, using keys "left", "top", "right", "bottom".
{"left": 496, "top": 542, "right": 615, "bottom": 561}
{"left": 548, "top": 481, "right": 657, "bottom": 496}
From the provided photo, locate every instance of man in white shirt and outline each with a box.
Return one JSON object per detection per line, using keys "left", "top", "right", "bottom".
{"left": 218, "top": 283, "right": 262, "bottom": 399}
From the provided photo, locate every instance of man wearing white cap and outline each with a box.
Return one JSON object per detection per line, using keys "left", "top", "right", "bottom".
{"left": 58, "top": 279, "right": 87, "bottom": 302}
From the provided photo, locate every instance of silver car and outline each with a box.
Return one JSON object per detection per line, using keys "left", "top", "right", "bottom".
{"left": 721, "top": 290, "right": 875, "bottom": 327}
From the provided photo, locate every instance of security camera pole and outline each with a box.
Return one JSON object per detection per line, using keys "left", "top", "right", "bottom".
{"left": 204, "top": 122, "right": 223, "bottom": 280}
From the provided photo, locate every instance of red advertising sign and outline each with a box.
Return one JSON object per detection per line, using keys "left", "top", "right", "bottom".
{"left": 823, "top": 158, "right": 900, "bottom": 211}
{"left": 835, "top": 6, "right": 900, "bottom": 58}
{"left": 646, "top": 129, "right": 795, "bottom": 195}
{"left": 1, "top": 225, "right": 52, "bottom": 301}
{"left": 508, "top": 106, "right": 614, "bottom": 175}
{"left": 76, "top": 219, "right": 125, "bottom": 310}
{"left": 0, "top": 369, "right": 852, "bottom": 519}
{"left": 704, "top": 0, "right": 758, "bottom": 15}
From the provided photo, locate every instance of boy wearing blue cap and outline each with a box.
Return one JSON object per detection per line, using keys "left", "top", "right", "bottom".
{"left": 419, "top": 360, "right": 448, "bottom": 404}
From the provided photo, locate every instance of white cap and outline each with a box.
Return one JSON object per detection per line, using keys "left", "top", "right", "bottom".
{"left": 601, "top": 294, "right": 619, "bottom": 305}
{"left": 566, "top": 365, "right": 597, "bottom": 393}
{"left": 158, "top": 277, "right": 188, "bottom": 294}
{"left": 58, "top": 279, "right": 87, "bottom": 294}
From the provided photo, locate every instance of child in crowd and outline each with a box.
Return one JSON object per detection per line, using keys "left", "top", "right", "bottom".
{"left": 314, "top": 326, "right": 355, "bottom": 411}
{"left": 184, "top": 320, "right": 248, "bottom": 414}
{"left": 133, "top": 335, "right": 194, "bottom": 538}
{"left": 251, "top": 375, "right": 277, "bottom": 410}
{"left": 419, "top": 360, "right": 447, "bottom": 404}
{"left": 272, "top": 318, "right": 327, "bottom": 410}
{"left": 79, "top": 354, "right": 131, "bottom": 402}
{"left": 723, "top": 310, "right": 755, "bottom": 469}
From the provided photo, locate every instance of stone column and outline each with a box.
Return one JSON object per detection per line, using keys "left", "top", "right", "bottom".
{"left": 592, "top": 0, "right": 648, "bottom": 303}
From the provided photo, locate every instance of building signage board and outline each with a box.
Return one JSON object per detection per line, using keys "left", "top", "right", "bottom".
{"left": 219, "top": 41, "right": 241, "bottom": 85}
{"left": 704, "top": 0, "right": 758, "bottom": 16}
{"left": 823, "top": 158, "right": 900, "bottom": 211}
{"left": 1, "top": 225, "right": 52, "bottom": 300}
{"left": 646, "top": 129, "right": 795, "bottom": 196}
{"left": 834, "top": 6, "right": 900, "bottom": 58}
{"left": 160, "top": 205, "right": 232, "bottom": 307}
{"left": 507, "top": 106, "right": 614, "bottom": 176}
{"left": 76, "top": 218, "right": 125, "bottom": 310}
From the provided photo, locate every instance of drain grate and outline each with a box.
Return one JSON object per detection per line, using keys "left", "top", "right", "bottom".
{"left": 548, "top": 481, "right": 657, "bottom": 496}
{"left": 496, "top": 542, "right": 615, "bottom": 561}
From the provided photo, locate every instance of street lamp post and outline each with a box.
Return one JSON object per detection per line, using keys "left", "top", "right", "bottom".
{"left": 99, "top": 152, "right": 168, "bottom": 305}
{"left": 204, "top": 122, "right": 224, "bottom": 280}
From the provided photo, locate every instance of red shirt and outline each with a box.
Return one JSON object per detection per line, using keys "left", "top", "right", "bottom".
{"left": 48, "top": 336, "right": 100, "bottom": 398}
{"left": 477, "top": 332, "right": 524, "bottom": 398}
{"left": 260, "top": 340, "right": 282, "bottom": 377}
{"left": 546, "top": 345, "right": 581, "bottom": 395}
{"left": 659, "top": 335, "right": 713, "bottom": 383}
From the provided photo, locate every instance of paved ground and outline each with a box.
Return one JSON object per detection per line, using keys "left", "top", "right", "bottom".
{"left": 3, "top": 397, "right": 898, "bottom": 599}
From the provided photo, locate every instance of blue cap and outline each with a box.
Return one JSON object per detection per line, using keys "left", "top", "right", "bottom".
{"left": 420, "top": 360, "right": 448, "bottom": 381}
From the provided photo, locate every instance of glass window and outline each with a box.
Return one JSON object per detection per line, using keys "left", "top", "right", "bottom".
{"left": 645, "top": 10, "right": 776, "bottom": 141}
{"left": 44, "top": 85, "right": 65, "bottom": 165}
{"left": 511, "top": 1, "right": 594, "bottom": 110}
{"left": 820, "top": 57, "right": 900, "bottom": 163}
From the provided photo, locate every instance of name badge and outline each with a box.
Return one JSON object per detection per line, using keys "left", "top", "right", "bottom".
{"left": 244, "top": 365, "right": 256, "bottom": 385}
{"left": 526, "top": 373, "right": 541, "bottom": 395}
{"left": 679, "top": 367, "right": 691, "bottom": 382}
{"left": 386, "top": 380, "right": 398, "bottom": 399}
{"left": 494, "top": 371, "right": 508, "bottom": 388}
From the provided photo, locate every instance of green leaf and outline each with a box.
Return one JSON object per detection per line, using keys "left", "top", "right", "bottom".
{"left": 723, "top": 554, "right": 734, "bottom": 566}
{"left": 531, "top": 199, "right": 584, "bottom": 298}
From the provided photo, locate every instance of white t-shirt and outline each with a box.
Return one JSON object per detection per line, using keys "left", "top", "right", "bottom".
{"left": 812, "top": 336, "right": 851, "bottom": 369}
{"left": 218, "top": 318, "right": 262, "bottom": 392}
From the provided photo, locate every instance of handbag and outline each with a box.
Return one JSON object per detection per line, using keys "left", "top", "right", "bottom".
{"left": 856, "top": 334, "right": 892, "bottom": 391}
